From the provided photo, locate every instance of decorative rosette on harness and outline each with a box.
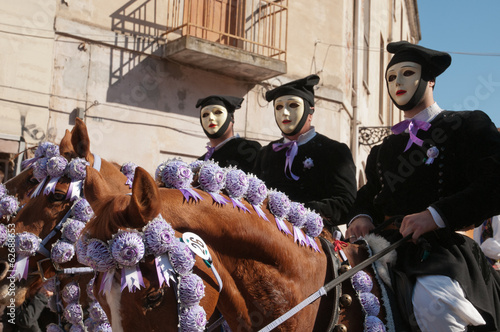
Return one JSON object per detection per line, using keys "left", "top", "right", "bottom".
{"left": 351, "top": 270, "right": 386, "bottom": 331}
{"left": 21, "top": 141, "right": 57, "bottom": 170}
{"left": 10, "top": 232, "right": 42, "bottom": 280}
{"left": 157, "top": 159, "right": 203, "bottom": 203}
{"left": 0, "top": 190, "right": 20, "bottom": 218}
{"left": 66, "top": 158, "right": 90, "bottom": 201}
{"left": 121, "top": 162, "right": 138, "bottom": 188}
{"left": 302, "top": 209, "right": 323, "bottom": 252}
{"left": 42, "top": 155, "right": 68, "bottom": 196}
{"left": 110, "top": 230, "right": 146, "bottom": 292}
{"left": 287, "top": 202, "right": 308, "bottom": 247}
{"left": 224, "top": 167, "right": 250, "bottom": 213}
{"left": 267, "top": 190, "right": 292, "bottom": 235}
{"left": 245, "top": 175, "right": 269, "bottom": 221}
{"left": 197, "top": 161, "right": 228, "bottom": 205}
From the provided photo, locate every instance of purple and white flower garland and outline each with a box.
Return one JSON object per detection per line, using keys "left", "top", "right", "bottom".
{"left": 224, "top": 168, "right": 250, "bottom": 213}
{"left": 121, "top": 162, "right": 138, "bottom": 188}
{"left": 78, "top": 214, "right": 207, "bottom": 332}
{"left": 157, "top": 159, "right": 203, "bottom": 203}
{"left": 197, "top": 161, "right": 228, "bottom": 205}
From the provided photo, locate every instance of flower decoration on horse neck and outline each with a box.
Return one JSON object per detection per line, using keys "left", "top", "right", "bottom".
{"left": 245, "top": 175, "right": 269, "bottom": 221}
{"left": 121, "top": 162, "right": 138, "bottom": 188}
{"left": 267, "top": 190, "right": 292, "bottom": 235}
{"left": 110, "top": 230, "right": 146, "bottom": 292}
{"left": 198, "top": 161, "right": 228, "bottom": 205}
{"left": 288, "top": 202, "right": 308, "bottom": 246}
{"left": 66, "top": 157, "right": 90, "bottom": 201}
{"left": 0, "top": 185, "right": 20, "bottom": 218}
{"left": 62, "top": 281, "right": 80, "bottom": 304}
{"left": 11, "top": 232, "right": 42, "bottom": 280}
{"left": 303, "top": 210, "right": 323, "bottom": 252}
{"left": 43, "top": 155, "right": 68, "bottom": 195}
{"left": 224, "top": 168, "right": 250, "bottom": 213}
{"left": 21, "top": 141, "right": 57, "bottom": 170}
{"left": 351, "top": 270, "right": 386, "bottom": 332}
{"left": 158, "top": 159, "right": 203, "bottom": 203}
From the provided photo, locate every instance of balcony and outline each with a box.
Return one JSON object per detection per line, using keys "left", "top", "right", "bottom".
{"left": 161, "top": 0, "right": 287, "bottom": 81}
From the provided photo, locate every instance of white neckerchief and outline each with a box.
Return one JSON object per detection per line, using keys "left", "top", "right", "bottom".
{"left": 405, "top": 102, "right": 443, "bottom": 123}
{"left": 283, "top": 127, "right": 317, "bottom": 146}
{"left": 206, "top": 133, "right": 240, "bottom": 151}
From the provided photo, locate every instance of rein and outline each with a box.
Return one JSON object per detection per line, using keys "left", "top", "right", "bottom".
{"left": 258, "top": 233, "right": 412, "bottom": 332}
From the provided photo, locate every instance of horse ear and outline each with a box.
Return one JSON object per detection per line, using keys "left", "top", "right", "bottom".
{"left": 128, "top": 167, "right": 161, "bottom": 224}
{"left": 71, "top": 118, "right": 92, "bottom": 160}
{"left": 59, "top": 129, "right": 73, "bottom": 160}
{"left": 84, "top": 166, "right": 111, "bottom": 206}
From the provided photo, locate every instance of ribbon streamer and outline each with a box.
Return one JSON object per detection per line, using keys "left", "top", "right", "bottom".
{"left": 10, "top": 255, "right": 29, "bottom": 281}
{"left": 121, "top": 265, "right": 145, "bottom": 292}
{"left": 31, "top": 177, "right": 47, "bottom": 198}
{"left": 230, "top": 198, "right": 250, "bottom": 213}
{"left": 252, "top": 205, "right": 269, "bottom": 221}
{"left": 43, "top": 177, "right": 61, "bottom": 195}
{"left": 66, "top": 180, "right": 83, "bottom": 201}
{"left": 272, "top": 141, "right": 299, "bottom": 180}
{"left": 21, "top": 156, "right": 40, "bottom": 170}
{"left": 209, "top": 193, "right": 228, "bottom": 205}
{"left": 179, "top": 188, "right": 203, "bottom": 203}
{"left": 306, "top": 235, "right": 320, "bottom": 252}
{"left": 156, "top": 254, "right": 176, "bottom": 287}
{"left": 391, "top": 119, "right": 431, "bottom": 152}
{"left": 293, "top": 226, "right": 307, "bottom": 247}
{"left": 274, "top": 217, "right": 292, "bottom": 235}
{"left": 204, "top": 145, "right": 215, "bottom": 161}
{"left": 100, "top": 269, "right": 115, "bottom": 295}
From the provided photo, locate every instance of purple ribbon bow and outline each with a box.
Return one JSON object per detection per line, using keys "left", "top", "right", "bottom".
{"left": 391, "top": 119, "right": 431, "bottom": 152}
{"left": 204, "top": 145, "right": 215, "bottom": 161}
{"left": 272, "top": 141, "right": 299, "bottom": 180}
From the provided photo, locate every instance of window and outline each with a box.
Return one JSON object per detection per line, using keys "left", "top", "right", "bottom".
{"left": 379, "top": 35, "right": 385, "bottom": 122}
{"left": 363, "top": 0, "right": 371, "bottom": 89}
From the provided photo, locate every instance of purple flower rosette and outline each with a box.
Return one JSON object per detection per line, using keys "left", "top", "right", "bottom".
{"left": 62, "top": 218, "right": 85, "bottom": 243}
{"left": 303, "top": 210, "right": 322, "bottom": 252}
{"left": 32, "top": 157, "right": 49, "bottom": 182}
{"left": 245, "top": 175, "right": 269, "bottom": 221}
{"left": 161, "top": 159, "right": 202, "bottom": 203}
{"left": 179, "top": 274, "right": 206, "bottom": 307}
{"left": 72, "top": 198, "right": 94, "bottom": 223}
{"left": 15, "top": 232, "right": 41, "bottom": 256}
{"left": 94, "top": 322, "right": 113, "bottom": 332}
{"left": 0, "top": 183, "right": 7, "bottom": 198}
{"left": 64, "top": 303, "right": 84, "bottom": 325}
{"left": 88, "top": 301, "right": 108, "bottom": 323}
{"left": 267, "top": 190, "right": 292, "bottom": 235}
{"left": 359, "top": 292, "right": 381, "bottom": 317}
{"left": 110, "top": 230, "right": 146, "bottom": 292}
{"left": 365, "top": 316, "right": 386, "bottom": 332}
{"left": 198, "top": 162, "right": 228, "bottom": 205}
{"left": 46, "top": 323, "right": 65, "bottom": 332}
{"left": 66, "top": 158, "right": 89, "bottom": 201}
{"left": 87, "top": 277, "right": 96, "bottom": 301}
{"left": 179, "top": 304, "right": 207, "bottom": 332}
{"left": 0, "top": 195, "right": 20, "bottom": 217}
{"left": 121, "top": 162, "right": 138, "bottom": 188}
{"left": 84, "top": 318, "right": 98, "bottom": 332}
{"left": 51, "top": 240, "right": 75, "bottom": 264}
{"left": 169, "top": 239, "right": 195, "bottom": 275}
{"left": 0, "top": 224, "right": 7, "bottom": 247}
{"left": 45, "top": 144, "right": 60, "bottom": 158}
{"left": 21, "top": 141, "right": 52, "bottom": 170}
{"left": 86, "top": 239, "right": 116, "bottom": 272}
{"left": 44, "top": 277, "right": 57, "bottom": 292}
{"left": 61, "top": 281, "right": 80, "bottom": 304}
{"left": 43, "top": 156, "right": 68, "bottom": 196}
{"left": 75, "top": 233, "right": 92, "bottom": 267}
{"left": 288, "top": 202, "right": 308, "bottom": 246}
{"left": 69, "top": 324, "right": 85, "bottom": 332}
{"left": 189, "top": 160, "right": 204, "bottom": 174}
{"left": 352, "top": 270, "right": 373, "bottom": 293}
{"left": 225, "top": 168, "right": 250, "bottom": 213}
{"left": 143, "top": 215, "right": 175, "bottom": 256}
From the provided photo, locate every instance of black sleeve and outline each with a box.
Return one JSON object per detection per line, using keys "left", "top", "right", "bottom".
{"left": 16, "top": 293, "right": 49, "bottom": 328}
{"left": 305, "top": 142, "right": 358, "bottom": 226}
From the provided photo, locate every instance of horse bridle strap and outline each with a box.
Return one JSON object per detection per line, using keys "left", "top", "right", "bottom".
{"left": 258, "top": 233, "right": 412, "bottom": 332}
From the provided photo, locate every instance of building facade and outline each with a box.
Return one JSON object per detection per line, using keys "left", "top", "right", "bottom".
{"left": 0, "top": 0, "right": 420, "bottom": 185}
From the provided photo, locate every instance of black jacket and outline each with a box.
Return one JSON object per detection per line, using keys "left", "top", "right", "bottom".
{"left": 199, "top": 137, "right": 261, "bottom": 173}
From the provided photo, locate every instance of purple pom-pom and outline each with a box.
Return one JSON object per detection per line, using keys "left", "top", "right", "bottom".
{"left": 64, "top": 303, "right": 84, "bottom": 325}
{"left": 155, "top": 161, "right": 169, "bottom": 183}
{"left": 0, "top": 195, "right": 20, "bottom": 216}
{"left": 45, "top": 144, "right": 60, "bottom": 158}
{"left": 198, "top": 162, "right": 226, "bottom": 193}
{"left": 169, "top": 240, "right": 195, "bottom": 275}
{"left": 69, "top": 324, "right": 85, "bottom": 332}
{"left": 61, "top": 281, "right": 80, "bottom": 304}
{"left": 84, "top": 318, "right": 98, "bottom": 332}
{"left": 359, "top": 292, "right": 381, "bottom": 317}
{"left": 94, "top": 322, "right": 112, "bottom": 332}
{"left": 225, "top": 169, "right": 249, "bottom": 199}
{"left": 33, "top": 157, "right": 49, "bottom": 181}
{"left": 67, "top": 158, "right": 89, "bottom": 181}
{"left": 15, "top": 232, "right": 41, "bottom": 256}
{"left": 51, "top": 240, "right": 75, "bottom": 264}
{"left": 110, "top": 231, "right": 145, "bottom": 267}
{"left": 35, "top": 142, "right": 53, "bottom": 158}
{"left": 46, "top": 156, "right": 68, "bottom": 178}
{"left": 0, "top": 183, "right": 7, "bottom": 198}
{"left": 179, "top": 274, "right": 205, "bottom": 306}
{"left": 62, "top": 219, "right": 85, "bottom": 243}
{"left": 75, "top": 233, "right": 92, "bottom": 267}
{"left": 86, "top": 277, "right": 96, "bottom": 301}
{"left": 86, "top": 239, "right": 115, "bottom": 272}
{"left": 88, "top": 301, "right": 108, "bottom": 323}
{"left": 304, "top": 210, "right": 323, "bottom": 238}
{"left": 161, "top": 159, "right": 193, "bottom": 189}
{"left": 352, "top": 271, "right": 373, "bottom": 293}
{"left": 267, "top": 191, "right": 291, "bottom": 219}
{"left": 245, "top": 175, "right": 268, "bottom": 206}
{"left": 72, "top": 198, "right": 94, "bottom": 223}
{"left": 179, "top": 304, "right": 207, "bottom": 332}
{"left": 288, "top": 202, "right": 307, "bottom": 227}
{"left": 364, "top": 315, "right": 386, "bottom": 332}
{"left": 46, "top": 323, "right": 65, "bottom": 332}
{"left": 121, "top": 162, "right": 137, "bottom": 178}
{"left": 143, "top": 215, "right": 175, "bottom": 256}
{"left": 189, "top": 160, "right": 204, "bottom": 174}
{"left": 0, "top": 224, "right": 8, "bottom": 246}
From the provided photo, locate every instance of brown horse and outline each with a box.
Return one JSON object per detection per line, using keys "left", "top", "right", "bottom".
{"left": 83, "top": 166, "right": 390, "bottom": 332}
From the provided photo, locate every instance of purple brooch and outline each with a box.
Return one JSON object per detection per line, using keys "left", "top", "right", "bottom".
{"left": 198, "top": 162, "right": 228, "bottom": 205}
{"left": 288, "top": 202, "right": 308, "bottom": 246}
{"left": 267, "top": 190, "right": 292, "bottom": 235}
{"left": 143, "top": 215, "right": 175, "bottom": 256}
{"left": 51, "top": 240, "right": 75, "bottom": 264}
{"left": 425, "top": 146, "right": 439, "bottom": 165}
{"left": 245, "top": 175, "right": 269, "bottom": 221}
{"left": 225, "top": 168, "right": 250, "bottom": 213}
{"left": 88, "top": 301, "right": 108, "bottom": 323}
{"left": 160, "top": 159, "right": 202, "bottom": 203}
{"left": 15, "top": 232, "right": 41, "bottom": 256}
{"left": 67, "top": 158, "right": 89, "bottom": 181}
{"left": 179, "top": 274, "right": 206, "bottom": 307}
{"left": 179, "top": 305, "right": 207, "bottom": 332}
{"left": 62, "top": 281, "right": 81, "bottom": 304}
{"left": 62, "top": 218, "right": 85, "bottom": 243}
{"left": 110, "top": 231, "right": 145, "bottom": 267}
{"left": 46, "top": 156, "right": 68, "bottom": 178}
{"left": 0, "top": 195, "right": 19, "bottom": 217}
{"left": 303, "top": 157, "right": 314, "bottom": 169}
{"left": 72, "top": 198, "right": 94, "bottom": 223}
{"left": 121, "top": 162, "right": 138, "bottom": 188}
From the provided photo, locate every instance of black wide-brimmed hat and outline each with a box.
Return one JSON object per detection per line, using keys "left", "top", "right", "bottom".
{"left": 265, "top": 74, "right": 320, "bottom": 106}
{"left": 195, "top": 95, "right": 244, "bottom": 113}
{"left": 387, "top": 41, "right": 452, "bottom": 78}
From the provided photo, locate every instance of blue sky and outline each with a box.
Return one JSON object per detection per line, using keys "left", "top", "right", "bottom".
{"left": 417, "top": 1, "right": 500, "bottom": 127}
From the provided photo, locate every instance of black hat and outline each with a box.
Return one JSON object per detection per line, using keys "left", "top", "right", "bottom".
{"left": 195, "top": 95, "right": 244, "bottom": 113}
{"left": 387, "top": 41, "right": 452, "bottom": 78}
{"left": 265, "top": 74, "right": 320, "bottom": 106}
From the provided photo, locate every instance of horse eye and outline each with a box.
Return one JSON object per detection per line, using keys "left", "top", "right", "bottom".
{"left": 28, "top": 177, "right": 39, "bottom": 184}
{"left": 51, "top": 193, "right": 66, "bottom": 202}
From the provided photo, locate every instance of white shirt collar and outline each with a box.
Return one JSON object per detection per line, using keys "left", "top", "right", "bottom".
{"left": 283, "top": 127, "right": 317, "bottom": 146}
{"left": 405, "top": 102, "right": 443, "bottom": 123}
{"left": 207, "top": 133, "right": 240, "bottom": 151}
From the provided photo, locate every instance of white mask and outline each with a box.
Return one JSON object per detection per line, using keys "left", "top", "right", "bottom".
{"left": 386, "top": 61, "right": 422, "bottom": 107}
{"left": 201, "top": 105, "right": 229, "bottom": 136}
{"left": 274, "top": 95, "right": 305, "bottom": 135}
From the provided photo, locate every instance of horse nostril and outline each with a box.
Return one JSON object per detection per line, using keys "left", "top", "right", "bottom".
{"left": 0, "top": 260, "right": 9, "bottom": 281}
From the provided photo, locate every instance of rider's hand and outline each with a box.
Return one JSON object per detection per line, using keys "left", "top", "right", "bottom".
{"left": 345, "top": 216, "right": 375, "bottom": 243}
{"left": 400, "top": 210, "right": 438, "bottom": 241}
